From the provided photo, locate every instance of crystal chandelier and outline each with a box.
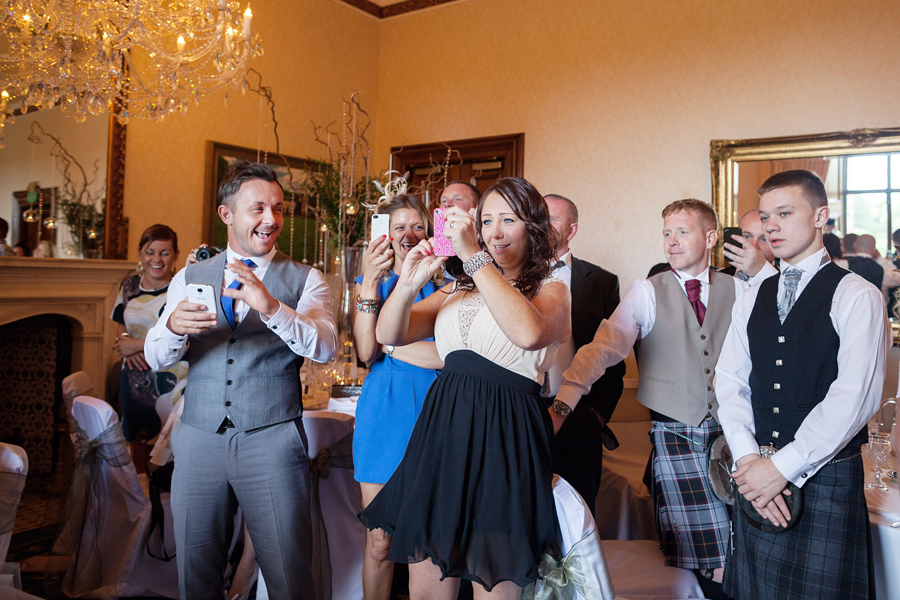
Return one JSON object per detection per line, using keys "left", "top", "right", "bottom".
{"left": 0, "top": 0, "right": 263, "bottom": 131}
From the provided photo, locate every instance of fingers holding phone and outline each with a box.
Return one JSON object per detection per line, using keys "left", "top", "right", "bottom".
{"left": 363, "top": 234, "right": 394, "bottom": 284}
{"left": 723, "top": 228, "right": 767, "bottom": 278}
{"left": 168, "top": 285, "right": 218, "bottom": 335}
{"left": 437, "top": 207, "right": 480, "bottom": 260}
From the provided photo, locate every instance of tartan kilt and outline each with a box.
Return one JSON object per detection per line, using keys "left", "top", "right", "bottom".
{"left": 724, "top": 454, "right": 875, "bottom": 600}
{"left": 650, "top": 419, "right": 730, "bottom": 570}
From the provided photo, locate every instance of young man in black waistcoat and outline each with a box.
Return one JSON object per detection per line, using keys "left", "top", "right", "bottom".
{"left": 716, "top": 169, "right": 891, "bottom": 600}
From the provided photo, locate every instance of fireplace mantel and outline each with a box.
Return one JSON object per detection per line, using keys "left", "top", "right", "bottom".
{"left": 0, "top": 257, "right": 135, "bottom": 397}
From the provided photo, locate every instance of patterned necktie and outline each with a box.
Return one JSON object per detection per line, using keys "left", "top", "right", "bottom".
{"left": 778, "top": 267, "right": 803, "bottom": 323}
{"left": 685, "top": 279, "right": 705, "bottom": 326}
{"left": 222, "top": 259, "right": 258, "bottom": 329}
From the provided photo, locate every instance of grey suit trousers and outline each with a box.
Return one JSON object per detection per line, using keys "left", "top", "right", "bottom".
{"left": 171, "top": 418, "right": 314, "bottom": 600}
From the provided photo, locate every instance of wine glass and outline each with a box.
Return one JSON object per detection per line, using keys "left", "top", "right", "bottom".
{"left": 866, "top": 434, "right": 891, "bottom": 491}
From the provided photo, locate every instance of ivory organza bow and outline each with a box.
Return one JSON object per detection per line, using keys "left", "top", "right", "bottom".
{"left": 521, "top": 531, "right": 609, "bottom": 600}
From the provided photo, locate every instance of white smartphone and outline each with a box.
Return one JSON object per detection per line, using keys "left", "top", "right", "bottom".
{"left": 371, "top": 213, "right": 390, "bottom": 241}
{"left": 186, "top": 283, "right": 217, "bottom": 314}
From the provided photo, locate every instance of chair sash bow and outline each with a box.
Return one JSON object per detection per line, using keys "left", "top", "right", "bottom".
{"left": 522, "top": 531, "right": 609, "bottom": 600}
{"left": 308, "top": 429, "right": 354, "bottom": 600}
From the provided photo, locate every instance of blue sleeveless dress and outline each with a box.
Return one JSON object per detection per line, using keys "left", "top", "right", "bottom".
{"left": 353, "top": 272, "right": 443, "bottom": 484}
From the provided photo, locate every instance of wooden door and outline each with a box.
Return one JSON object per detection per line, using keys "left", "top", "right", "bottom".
{"left": 390, "top": 134, "right": 524, "bottom": 209}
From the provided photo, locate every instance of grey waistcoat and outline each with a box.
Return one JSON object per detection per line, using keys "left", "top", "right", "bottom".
{"left": 183, "top": 251, "right": 311, "bottom": 432}
{"left": 636, "top": 270, "right": 736, "bottom": 426}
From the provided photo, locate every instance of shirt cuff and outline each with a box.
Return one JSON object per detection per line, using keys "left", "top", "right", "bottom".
{"left": 262, "top": 300, "right": 295, "bottom": 334}
{"left": 770, "top": 444, "right": 812, "bottom": 487}
{"left": 727, "top": 430, "right": 763, "bottom": 466}
{"left": 555, "top": 383, "right": 584, "bottom": 408}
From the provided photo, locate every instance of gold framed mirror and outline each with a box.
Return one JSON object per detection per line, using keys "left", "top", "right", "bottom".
{"left": 710, "top": 126, "right": 900, "bottom": 343}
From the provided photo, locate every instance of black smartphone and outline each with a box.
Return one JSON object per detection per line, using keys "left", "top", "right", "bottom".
{"left": 722, "top": 227, "right": 743, "bottom": 262}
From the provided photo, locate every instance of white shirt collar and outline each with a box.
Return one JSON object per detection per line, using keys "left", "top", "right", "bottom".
{"left": 226, "top": 244, "right": 276, "bottom": 269}
{"left": 782, "top": 247, "right": 827, "bottom": 276}
{"left": 673, "top": 266, "right": 710, "bottom": 284}
{"left": 558, "top": 250, "right": 573, "bottom": 266}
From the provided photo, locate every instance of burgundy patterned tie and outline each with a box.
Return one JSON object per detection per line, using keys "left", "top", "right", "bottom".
{"left": 685, "top": 279, "right": 705, "bottom": 326}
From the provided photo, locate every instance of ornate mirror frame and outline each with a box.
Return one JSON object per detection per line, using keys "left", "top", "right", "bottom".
{"left": 104, "top": 116, "right": 128, "bottom": 260}
{"left": 709, "top": 126, "right": 900, "bottom": 343}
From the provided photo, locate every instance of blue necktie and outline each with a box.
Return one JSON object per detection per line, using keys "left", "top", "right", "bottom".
{"left": 222, "top": 259, "right": 258, "bottom": 329}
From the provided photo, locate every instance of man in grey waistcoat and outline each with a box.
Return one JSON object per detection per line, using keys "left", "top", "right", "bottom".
{"left": 552, "top": 199, "right": 774, "bottom": 600}
{"left": 146, "top": 161, "right": 337, "bottom": 599}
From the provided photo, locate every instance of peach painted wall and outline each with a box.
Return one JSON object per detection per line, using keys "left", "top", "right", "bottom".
{"left": 122, "top": 0, "right": 381, "bottom": 266}
{"left": 372, "top": 0, "right": 900, "bottom": 288}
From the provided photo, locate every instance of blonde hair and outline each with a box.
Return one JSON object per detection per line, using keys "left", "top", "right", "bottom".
{"left": 661, "top": 199, "right": 718, "bottom": 233}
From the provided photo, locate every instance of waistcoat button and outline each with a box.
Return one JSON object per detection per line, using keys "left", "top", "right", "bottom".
{"left": 776, "top": 359, "right": 783, "bottom": 366}
{"left": 778, "top": 336, "right": 785, "bottom": 343}
{"left": 774, "top": 383, "right": 780, "bottom": 389}
{"left": 228, "top": 359, "right": 234, "bottom": 364}
{"left": 772, "top": 431, "right": 780, "bottom": 438}
{"left": 225, "top": 400, "right": 232, "bottom": 407}
{"left": 707, "top": 385, "right": 712, "bottom": 391}
{"left": 700, "top": 334, "right": 706, "bottom": 340}
{"left": 773, "top": 407, "right": 780, "bottom": 413}
{"left": 226, "top": 380, "right": 233, "bottom": 386}
{"left": 705, "top": 368, "right": 710, "bottom": 374}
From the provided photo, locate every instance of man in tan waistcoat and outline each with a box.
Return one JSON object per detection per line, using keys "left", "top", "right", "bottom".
{"left": 551, "top": 199, "right": 774, "bottom": 600}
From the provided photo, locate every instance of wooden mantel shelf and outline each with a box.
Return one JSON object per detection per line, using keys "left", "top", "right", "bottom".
{"left": 0, "top": 257, "right": 136, "bottom": 398}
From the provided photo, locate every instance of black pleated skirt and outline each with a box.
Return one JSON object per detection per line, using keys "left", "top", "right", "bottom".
{"left": 359, "top": 350, "right": 559, "bottom": 590}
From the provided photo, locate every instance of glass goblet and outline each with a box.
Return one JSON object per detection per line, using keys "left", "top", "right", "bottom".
{"left": 867, "top": 437, "right": 891, "bottom": 491}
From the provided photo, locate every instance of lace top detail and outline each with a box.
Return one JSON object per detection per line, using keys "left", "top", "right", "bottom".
{"left": 457, "top": 291, "right": 485, "bottom": 348}
{"left": 434, "top": 287, "right": 563, "bottom": 383}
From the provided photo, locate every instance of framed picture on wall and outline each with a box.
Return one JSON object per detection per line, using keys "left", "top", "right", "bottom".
{"left": 203, "top": 141, "right": 321, "bottom": 263}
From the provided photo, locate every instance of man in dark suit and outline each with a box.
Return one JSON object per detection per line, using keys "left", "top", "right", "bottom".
{"left": 545, "top": 194, "right": 626, "bottom": 515}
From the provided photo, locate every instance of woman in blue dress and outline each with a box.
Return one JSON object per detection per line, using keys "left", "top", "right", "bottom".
{"left": 352, "top": 192, "right": 445, "bottom": 599}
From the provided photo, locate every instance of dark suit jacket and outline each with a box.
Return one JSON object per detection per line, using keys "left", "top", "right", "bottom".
{"left": 570, "top": 256, "right": 627, "bottom": 423}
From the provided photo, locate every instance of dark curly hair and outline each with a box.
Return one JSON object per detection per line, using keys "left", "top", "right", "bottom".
{"left": 453, "top": 177, "right": 558, "bottom": 300}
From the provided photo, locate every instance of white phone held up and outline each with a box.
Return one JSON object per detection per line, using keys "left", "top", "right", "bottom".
{"left": 371, "top": 213, "right": 390, "bottom": 241}
{"left": 187, "top": 283, "right": 217, "bottom": 314}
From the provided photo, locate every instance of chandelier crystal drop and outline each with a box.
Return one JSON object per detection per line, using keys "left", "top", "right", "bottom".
{"left": 0, "top": 0, "right": 263, "bottom": 126}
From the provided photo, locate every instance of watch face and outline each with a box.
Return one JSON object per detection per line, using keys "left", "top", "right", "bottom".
{"left": 553, "top": 400, "right": 571, "bottom": 416}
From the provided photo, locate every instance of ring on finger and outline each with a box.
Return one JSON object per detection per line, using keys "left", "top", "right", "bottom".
{"left": 449, "top": 221, "right": 454, "bottom": 229}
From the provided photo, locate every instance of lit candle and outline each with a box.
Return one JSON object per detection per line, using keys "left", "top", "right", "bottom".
{"left": 242, "top": 5, "right": 252, "bottom": 40}
{"left": 177, "top": 35, "right": 186, "bottom": 52}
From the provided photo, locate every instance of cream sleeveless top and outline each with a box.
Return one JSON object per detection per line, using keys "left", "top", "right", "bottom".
{"left": 434, "top": 280, "right": 565, "bottom": 384}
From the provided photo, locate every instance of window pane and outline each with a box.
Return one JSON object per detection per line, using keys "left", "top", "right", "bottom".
{"left": 892, "top": 154, "right": 900, "bottom": 190}
{"left": 846, "top": 192, "right": 889, "bottom": 254}
{"left": 892, "top": 192, "right": 900, "bottom": 254}
{"left": 847, "top": 154, "right": 888, "bottom": 191}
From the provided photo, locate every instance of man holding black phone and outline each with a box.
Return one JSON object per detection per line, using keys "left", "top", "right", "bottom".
{"left": 145, "top": 161, "right": 337, "bottom": 599}
{"left": 722, "top": 209, "right": 777, "bottom": 281}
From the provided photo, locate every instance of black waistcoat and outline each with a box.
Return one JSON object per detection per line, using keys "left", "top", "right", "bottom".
{"left": 748, "top": 261, "right": 866, "bottom": 450}
{"left": 846, "top": 255, "right": 883, "bottom": 289}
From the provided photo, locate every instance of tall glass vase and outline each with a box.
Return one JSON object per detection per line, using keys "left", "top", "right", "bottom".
{"left": 338, "top": 245, "right": 365, "bottom": 381}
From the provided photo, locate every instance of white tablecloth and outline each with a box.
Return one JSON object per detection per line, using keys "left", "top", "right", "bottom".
{"left": 302, "top": 400, "right": 364, "bottom": 600}
{"left": 864, "top": 454, "right": 900, "bottom": 600}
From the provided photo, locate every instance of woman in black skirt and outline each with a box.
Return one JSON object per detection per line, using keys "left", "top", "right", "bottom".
{"left": 360, "top": 177, "right": 571, "bottom": 599}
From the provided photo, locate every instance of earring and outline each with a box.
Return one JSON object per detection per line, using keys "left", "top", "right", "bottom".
{"left": 136, "top": 261, "right": 144, "bottom": 275}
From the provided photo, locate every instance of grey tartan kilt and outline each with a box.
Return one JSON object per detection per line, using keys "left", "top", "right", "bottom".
{"left": 649, "top": 419, "right": 731, "bottom": 570}
{"left": 724, "top": 453, "right": 875, "bottom": 600}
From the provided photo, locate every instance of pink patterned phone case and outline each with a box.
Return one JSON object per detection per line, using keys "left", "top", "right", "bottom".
{"left": 433, "top": 208, "right": 456, "bottom": 257}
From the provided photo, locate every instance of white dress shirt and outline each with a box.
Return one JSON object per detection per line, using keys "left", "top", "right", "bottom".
{"left": 715, "top": 247, "right": 891, "bottom": 487}
{"left": 145, "top": 245, "right": 337, "bottom": 370}
{"left": 556, "top": 264, "right": 750, "bottom": 408}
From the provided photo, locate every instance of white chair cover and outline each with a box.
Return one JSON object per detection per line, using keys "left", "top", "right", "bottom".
{"left": 0, "top": 444, "right": 28, "bottom": 593}
{"left": 527, "top": 475, "right": 616, "bottom": 599}
{"left": 54, "top": 395, "right": 178, "bottom": 599}
{"left": 0, "top": 444, "right": 27, "bottom": 567}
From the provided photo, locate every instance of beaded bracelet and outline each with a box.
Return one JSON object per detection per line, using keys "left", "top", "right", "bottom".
{"left": 356, "top": 296, "right": 379, "bottom": 314}
{"left": 463, "top": 250, "right": 493, "bottom": 277}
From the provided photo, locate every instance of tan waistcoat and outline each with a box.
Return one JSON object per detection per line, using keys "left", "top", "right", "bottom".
{"left": 636, "top": 270, "right": 736, "bottom": 426}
